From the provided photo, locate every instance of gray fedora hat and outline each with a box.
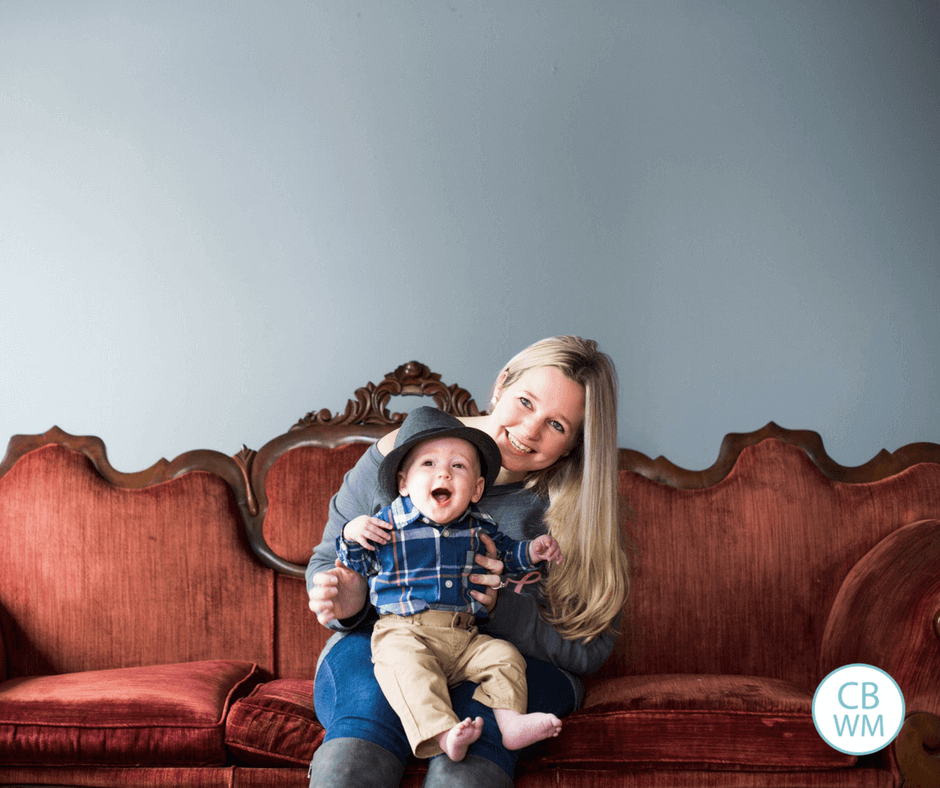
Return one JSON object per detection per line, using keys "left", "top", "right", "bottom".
{"left": 378, "top": 406, "right": 501, "bottom": 500}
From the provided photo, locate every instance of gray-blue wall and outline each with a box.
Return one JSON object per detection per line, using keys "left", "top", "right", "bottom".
{"left": 2, "top": 1, "right": 938, "bottom": 471}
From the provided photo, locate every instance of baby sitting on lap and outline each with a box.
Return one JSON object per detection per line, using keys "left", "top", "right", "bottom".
{"left": 337, "top": 406, "right": 563, "bottom": 761}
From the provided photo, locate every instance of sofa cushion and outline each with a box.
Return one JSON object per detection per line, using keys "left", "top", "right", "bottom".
{"left": 225, "top": 678, "right": 324, "bottom": 766}
{"left": 0, "top": 660, "right": 259, "bottom": 766}
{"left": 534, "top": 674, "right": 858, "bottom": 770}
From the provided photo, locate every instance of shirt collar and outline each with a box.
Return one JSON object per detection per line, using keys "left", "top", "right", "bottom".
{"left": 390, "top": 495, "right": 495, "bottom": 528}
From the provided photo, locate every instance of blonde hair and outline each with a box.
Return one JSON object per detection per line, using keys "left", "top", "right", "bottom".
{"left": 495, "top": 336, "right": 630, "bottom": 642}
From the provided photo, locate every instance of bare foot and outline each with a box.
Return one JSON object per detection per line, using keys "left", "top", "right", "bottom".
{"left": 494, "top": 708, "right": 562, "bottom": 750}
{"left": 436, "top": 716, "right": 483, "bottom": 761}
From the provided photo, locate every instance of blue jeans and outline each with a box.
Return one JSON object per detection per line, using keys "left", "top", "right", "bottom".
{"left": 313, "top": 626, "right": 580, "bottom": 778}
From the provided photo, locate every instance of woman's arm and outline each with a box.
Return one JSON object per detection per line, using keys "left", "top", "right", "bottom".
{"left": 306, "top": 445, "right": 385, "bottom": 630}
{"left": 483, "top": 591, "right": 617, "bottom": 675}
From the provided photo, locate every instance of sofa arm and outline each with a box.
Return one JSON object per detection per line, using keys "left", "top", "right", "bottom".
{"left": 821, "top": 518, "right": 940, "bottom": 787}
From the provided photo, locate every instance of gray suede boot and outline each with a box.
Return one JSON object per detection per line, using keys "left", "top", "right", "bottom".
{"left": 423, "top": 752, "right": 514, "bottom": 788}
{"left": 307, "top": 737, "right": 404, "bottom": 788}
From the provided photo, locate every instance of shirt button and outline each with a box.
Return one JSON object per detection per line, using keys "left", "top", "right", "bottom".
{"left": 445, "top": 580, "right": 454, "bottom": 589}
{"left": 442, "top": 530, "right": 450, "bottom": 538}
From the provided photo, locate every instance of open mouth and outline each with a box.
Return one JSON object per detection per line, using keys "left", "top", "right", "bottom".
{"left": 507, "top": 432, "right": 534, "bottom": 454}
{"left": 431, "top": 488, "right": 452, "bottom": 504}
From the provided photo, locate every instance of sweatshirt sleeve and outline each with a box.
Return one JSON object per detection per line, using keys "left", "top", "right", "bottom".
{"left": 305, "top": 444, "right": 387, "bottom": 631}
{"left": 481, "top": 591, "right": 619, "bottom": 676}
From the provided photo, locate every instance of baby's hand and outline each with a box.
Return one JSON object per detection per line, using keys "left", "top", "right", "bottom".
{"left": 343, "top": 515, "right": 393, "bottom": 551}
{"left": 529, "top": 534, "right": 563, "bottom": 565}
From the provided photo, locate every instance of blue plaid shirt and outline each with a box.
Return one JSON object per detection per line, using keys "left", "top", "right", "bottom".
{"left": 337, "top": 495, "right": 538, "bottom": 618}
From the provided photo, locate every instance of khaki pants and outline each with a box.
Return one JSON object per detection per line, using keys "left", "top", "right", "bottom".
{"left": 371, "top": 610, "right": 528, "bottom": 758}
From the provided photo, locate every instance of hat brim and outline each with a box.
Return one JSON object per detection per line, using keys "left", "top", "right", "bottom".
{"left": 378, "top": 424, "right": 502, "bottom": 501}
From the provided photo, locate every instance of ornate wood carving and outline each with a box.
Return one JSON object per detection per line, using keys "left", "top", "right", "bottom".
{"left": 0, "top": 425, "right": 248, "bottom": 504}
{"left": 291, "top": 361, "right": 483, "bottom": 431}
{"left": 234, "top": 362, "right": 485, "bottom": 577}
{"left": 619, "top": 421, "right": 940, "bottom": 489}
{"left": 234, "top": 446, "right": 259, "bottom": 517}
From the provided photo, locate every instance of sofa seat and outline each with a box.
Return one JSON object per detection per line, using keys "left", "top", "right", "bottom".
{"left": 0, "top": 660, "right": 260, "bottom": 767}
{"left": 225, "top": 673, "right": 857, "bottom": 774}
{"left": 225, "top": 678, "right": 323, "bottom": 767}
{"left": 533, "top": 674, "right": 858, "bottom": 771}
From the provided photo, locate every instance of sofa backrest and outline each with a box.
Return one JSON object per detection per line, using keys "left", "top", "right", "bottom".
{"left": 613, "top": 427, "right": 940, "bottom": 691}
{"left": 0, "top": 429, "right": 276, "bottom": 679}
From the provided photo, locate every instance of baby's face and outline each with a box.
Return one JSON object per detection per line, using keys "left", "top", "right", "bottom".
{"left": 397, "top": 437, "right": 485, "bottom": 524}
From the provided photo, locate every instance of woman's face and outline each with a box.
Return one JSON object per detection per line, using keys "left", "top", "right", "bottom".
{"left": 487, "top": 365, "right": 585, "bottom": 481}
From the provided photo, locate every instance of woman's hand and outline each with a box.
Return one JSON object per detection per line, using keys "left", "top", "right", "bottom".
{"left": 308, "top": 559, "right": 368, "bottom": 626}
{"left": 469, "top": 532, "right": 505, "bottom": 614}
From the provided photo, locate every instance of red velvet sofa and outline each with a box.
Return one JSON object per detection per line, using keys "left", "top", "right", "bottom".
{"left": 0, "top": 362, "right": 938, "bottom": 788}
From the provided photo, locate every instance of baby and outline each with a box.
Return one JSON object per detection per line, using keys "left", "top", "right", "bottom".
{"left": 337, "top": 407, "right": 563, "bottom": 761}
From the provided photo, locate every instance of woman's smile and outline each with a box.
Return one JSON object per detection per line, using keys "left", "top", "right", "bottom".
{"left": 506, "top": 432, "right": 534, "bottom": 454}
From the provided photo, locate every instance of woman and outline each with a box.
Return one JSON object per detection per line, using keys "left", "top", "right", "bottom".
{"left": 306, "top": 336, "right": 630, "bottom": 788}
